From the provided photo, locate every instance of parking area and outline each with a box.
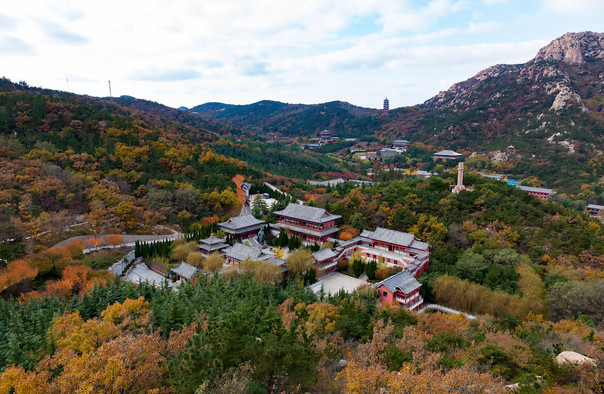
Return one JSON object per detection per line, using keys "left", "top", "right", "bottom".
{"left": 314, "top": 272, "right": 368, "bottom": 295}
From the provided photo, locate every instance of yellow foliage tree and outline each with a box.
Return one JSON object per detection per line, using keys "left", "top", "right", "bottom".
{"left": 286, "top": 249, "right": 315, "bottom": 273}
{"left": 409, "top": 214, "right": 447, "bottom": 249}
{"left": 203, "top": 252, "right": 225, "bottom": 273}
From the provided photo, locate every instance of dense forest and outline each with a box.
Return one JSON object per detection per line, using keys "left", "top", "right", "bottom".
{"left": 1, "top": 274, "right": 602, "bottom": 393}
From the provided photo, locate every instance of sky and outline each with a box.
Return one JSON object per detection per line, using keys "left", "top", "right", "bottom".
{"left": 1, "top": 0, "right": 604, "bottom": 109}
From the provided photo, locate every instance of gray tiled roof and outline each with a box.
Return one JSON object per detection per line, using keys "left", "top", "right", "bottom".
{"left": 377, "top": 270, "right": 421, "bottom": 294}
{"left": 587, "top": 204, "right": 604, "bottom": 210}
{"left": 274, "top": 203, "right": 341, "bottom": 223}
{"left": 360, "top": 227, "right": 416, "bottom": 247}
{"left": 225, "top": 243, "right": 262, "bottom": 262}
{"left": 313, "top": 248, "right": 336, "bottom": 262}
{"left": 199, "top": 242, "right": 228, "bottom": 253}
{"left": 409, "top": 240, "right": 430, "bottom": 250}
{"left": 171, "top": 262, "right": 199, "bottom": 279}
{"left": 201, "top": 235, "right": 227, "bottom": 245}
{"left": 517, "top": 185, "right": 555, "bottom": 194}
{"left": 219, "top": 214, "right": 265, "bottom": 230}
{"left": 434, "top": 150, "right": 462, "bottom": 157}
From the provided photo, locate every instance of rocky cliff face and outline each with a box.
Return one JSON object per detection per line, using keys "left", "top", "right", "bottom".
{"left": 535, "top": 31, "right": 604, "bottom": 65}
{"left": 424, "top": 32, "right": 604, "bottom": 112}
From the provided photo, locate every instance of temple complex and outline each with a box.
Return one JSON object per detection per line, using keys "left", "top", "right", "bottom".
{"left": 517, "top": 185, "right": 555, "bottom": 200}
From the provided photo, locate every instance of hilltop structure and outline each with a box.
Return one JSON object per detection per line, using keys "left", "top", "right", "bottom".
{"left": 392, "top": 139, "right": 411, "bottom": 149}
{"left": 383, "top": 97, "right": 389, "bottom": 114}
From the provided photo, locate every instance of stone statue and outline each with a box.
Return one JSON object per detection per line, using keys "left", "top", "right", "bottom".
{"left": 257, "top": 227, "right": 265, "bottom": 245}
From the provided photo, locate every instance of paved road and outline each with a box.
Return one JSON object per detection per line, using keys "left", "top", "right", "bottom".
{"left": 264, "top": 182, "right": 304, "bottom": 204}
{"left": 54, "top": 232, "right": 182, "bottom": 249}
{"left": 3, "top": 222, "right": 87, "bottom": 243}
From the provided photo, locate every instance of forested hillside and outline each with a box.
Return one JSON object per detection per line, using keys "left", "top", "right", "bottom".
{"left": 0, "top": 83, "right": 261, "bottom": 259}
{"left": 310, "top": 174, "right": 603, "bottom": 323}
{"left": 189, "top": 100, "right": 386, "bottom": 137}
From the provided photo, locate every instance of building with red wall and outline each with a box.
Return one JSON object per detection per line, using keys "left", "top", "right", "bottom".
{"left": 375, "top": 270, "right": 423, "bottom": 311}
{"left": 587, "top": 204, "right": 604, "bottom": 217}
{"left": 357, "top": 227, "right": 430, "bottom": 276}
{"left": 274, "top": 203, "right": 340, "bottom": 245}
{"left": 517, "top": 185, "right": 555, "bottom": 201}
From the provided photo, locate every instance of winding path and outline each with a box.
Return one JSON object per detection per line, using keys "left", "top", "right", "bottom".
{"left": 419, "top": 304, "right": 476, "bottom": 320}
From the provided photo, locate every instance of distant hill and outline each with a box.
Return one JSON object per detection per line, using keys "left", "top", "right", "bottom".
{"left": 188, "top": 100, "right": 385, "bottom": 137}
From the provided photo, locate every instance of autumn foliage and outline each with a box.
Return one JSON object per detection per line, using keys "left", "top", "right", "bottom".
{"left": 0, "top": 260, "right": 38, "bottom": 293}
{"left": 106, "top": 234, "right": 124, "bottom": 247}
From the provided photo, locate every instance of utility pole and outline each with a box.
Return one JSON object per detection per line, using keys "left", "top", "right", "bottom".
{"left": 108, "top": 80, "right": 112, "bottom": 97}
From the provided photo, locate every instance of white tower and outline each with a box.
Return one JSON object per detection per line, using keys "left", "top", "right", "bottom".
{"left": 452, "top": 162, "right": 467, "bottom": 193}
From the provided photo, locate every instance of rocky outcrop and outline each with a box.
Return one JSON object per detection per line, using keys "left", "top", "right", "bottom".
{"left": 550, "top": 86, "right": 587, "bottom": 112}
{"left": 556, "top": 351, "right": 596, "bottom": 366}
{"left": 535, "top": 32, "right": 604, "bottom": 65}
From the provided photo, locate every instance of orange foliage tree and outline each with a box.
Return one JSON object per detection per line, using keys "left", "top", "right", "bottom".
{"left": 0, "top": 260, "right": 38, "bottom": 293}
{"left": 106, "top": 234, "right": 124, "bottom": 248}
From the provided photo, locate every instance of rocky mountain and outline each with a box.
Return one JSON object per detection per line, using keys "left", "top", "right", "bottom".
{"left": 378, "top": 31, "right": 604, "bottom": 192}
{"left": 188, "top": 100, "right": 384, "bottom": 137}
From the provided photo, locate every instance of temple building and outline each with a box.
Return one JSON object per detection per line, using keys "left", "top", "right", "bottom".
{"left": 224, "top": 243, "right": 288, "bottom": 276}
{"left": 392, "top": 139, "right": 410, "bottom": 149}
{"left": 218, "top": 214, "right": 266, "bottom": 239}
{"left": 433, "top": 150, "right": 463, "bottom": 160}
{"left": 375, "top": 270, "right": 423, "bottom": 311}
{"left": 383, "top": 97, "right": 389, "bottom": 114}
{"left": 320, "top": 129, "right": 332, "bottom": 142}
{"left": 170, "top": 262, "right": 200, "bottom": 281}
{"left": 199, "top": 234, "right": 229, "bottom": 256}
{"left": 357, "top": 227, "right": 430, "bottom": 276}
{"left": 517, "top": 185, "right": 555, "bottom": 201}
{"left": 312, "top": 248, "right": 338, "bottom": 274}
{"left": 274, "top": 203, "right": 340, "bottom": 245}
{"left": 587, "top": 204, "right": 604, "bottom": 217}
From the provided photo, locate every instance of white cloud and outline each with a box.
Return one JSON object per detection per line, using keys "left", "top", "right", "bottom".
{"left": 541, "top": 0, "right": 604, "bottom": 14}
{"left": 0, "top": 0, "right": 600, "bottom": 108}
